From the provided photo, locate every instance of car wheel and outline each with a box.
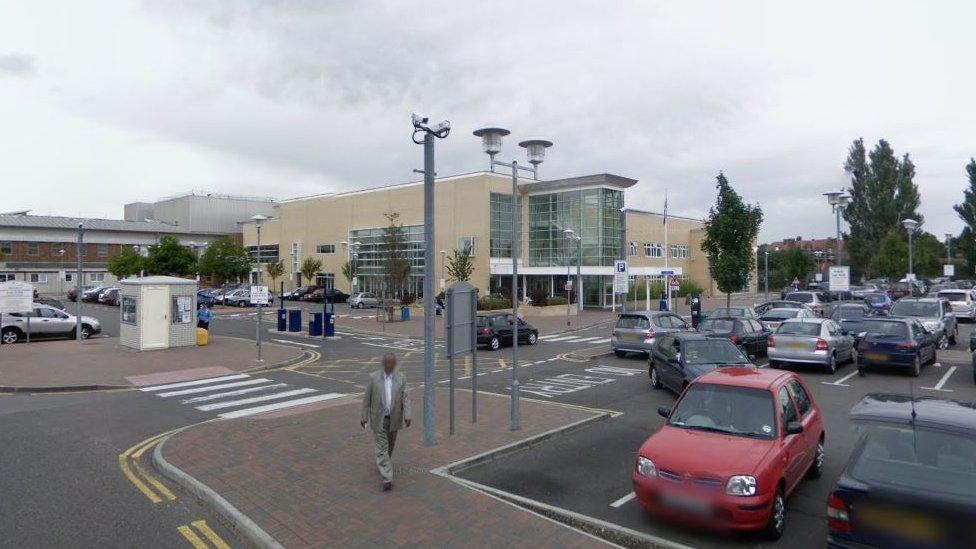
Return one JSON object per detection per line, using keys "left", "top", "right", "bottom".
{"left": 807, "top": 437, "right": 825, "bottom": 479}
{"left": 1, "top": 328, "right": 21, "bottom": 344}
{"left": 824, "top": 353, "right": 837, "bottom": 374}
{"left": 949, "top": 328, "right": 957, "bottom": 346}
{"left": 912, "top": 354, "right": 922, "bottom": 377}
{"left": 763, "top": 488, "right": 787, "bottom": 540}
{"left": 239, "top": 301, "right": 248, "bottom": 308}
{"left": 80, "top": 324, "right": 92, "bottom": 339}
{"left": 527, "top": 332, "right": 538, "bottom": 345}
{"left": 649, "top": 364, "right": 662, "bottom": 389}
{"left": 489, "top": 336, "right": 500, "bottom": 351}
{"left": 938, "top": 334, "right": 949, "bottom": 350}
{"left": 614, "top": 350, "right": 626, "bottom": 358}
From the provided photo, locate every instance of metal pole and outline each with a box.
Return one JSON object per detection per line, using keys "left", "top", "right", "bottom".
{"left": 447, "top": 291, "right": 455, "bottom": 435}
{"left": 577, "top": 237, "right": 582, "bottom": 314}
{"left": 76, "top": 223, "right": 83, "bottom": 342}
{"left": 764, "top": 251, "right": 769, "bottom": 302}
{"left": 908, "top": 230, "right": 914, "bottom": 278}
{"left": 835, "top": 206, "right": 843, "bottom": 267}
{"left": 256, "top": 224, "right": 263, "bottom": 362}
{"left": 566, "top": 259, "right": 570, "bottom": 327}
{"left": 470, "top": 290, "right": 478, "bottom": 423}
{"left": 510, "top": 160, "right": 521, "bottom": 431}
{"left": 422, "top": 132, "right": 437, "bottom": 446}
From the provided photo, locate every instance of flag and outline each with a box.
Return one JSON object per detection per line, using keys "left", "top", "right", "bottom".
{"left": 663, "top": 190, "right": 668, "bottom": 225}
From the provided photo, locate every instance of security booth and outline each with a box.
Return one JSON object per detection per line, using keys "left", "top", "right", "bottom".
{"left": 119, "top": 276, "right": 198, "bottom": 351}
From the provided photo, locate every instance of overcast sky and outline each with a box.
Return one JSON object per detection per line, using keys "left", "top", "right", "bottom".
{"left": 2, "top": 1, "right": 974, "bottom": 242}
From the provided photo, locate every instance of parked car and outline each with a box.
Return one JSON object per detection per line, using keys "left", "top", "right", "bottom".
{"left": 1, "top": 304, "right": 102, "bottom": 343}
{"left": 862, "top": 292, "right": 893, "bottom": 314}
{"left": 476, "top": 313, "right": 538, "bottom": 350}
{"left": 648, "top": 333, "right": 753, "bottom": 393}
{"left": 67, "top": 285, "right": 97, "bottom": 302}
{"left": 856, "top": 317, "right": 937, "bottom": 377}
{"left": 889, "top": 297, "right": 957, "bottom": 348}
{"left": 634, "top": 367, "right": 825, "bottom": 540}
{"left": 284, "top": 285, "right": 318, "bottom": 301}
{"left": 98, "top": 287, "right": 121, "bottom": 306}
{"left": 349, "top": 292, "right": 379, "bottom": 309}
{"left": 888, "top": 282, "right": 917, "bottom": 300}
{"left": 611, "top": 311, "right": 690, "bottom": 358}
{"left": 196, "top": 289, "right": 216, "bottom": 308}
{"left": 221, "top": 288, "right": 275, "bottom": 308}
{"left": 829, "top": 303, "right": 874, "bottom": 344}
{"left": 80, "top": 286, "right": 108, "bottom": 303}
{"left": 937, "top": 289, "right": 976, "bottom": 322}
{"left": 697, "top": 317, "right": 770, "bottom": 357}
{"left": 761, "top": 307, "right": 816, "bottom": 332}
{"left": 827, "top": 394, "right": 976, "bottom": 548}
{"left": 705, "top": 307, "right": 761, "bottom": 320}
{"left": 211, "top": 286, "right": 241, "bottom": 306}
{"left": 768, "top": 318, "right": 856, "bottom": 374}
{"left": 305, "top": 288, "right": 350, "bottom": 304}
{"left": 828, "top": 290, "right": 853, "bottom": 301}
{"left": 850, "top": 284, "right": 880, "bottom": 300}
{"left": 783, "top": 292, "right": 826, "bottom": 317}
{"left": 34, "top": 297, "right": 66, "bottom": 310}
{"left": 753, "top": 300, "right": 811, "bottom": 316}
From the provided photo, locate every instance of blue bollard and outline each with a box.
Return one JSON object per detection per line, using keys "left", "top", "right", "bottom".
{"left": 288, "top": 309, "right": 302, "bottom": 332}
{"left": 277, "top": 309, "right": 287, "bottom": 331}
{"left": 401, "top": 306, "right": 410, "bottom": 321}
{"left": 324, "top": 311, "right": 335, "bottom": 337}
{"left": 309, "top": 312, "right": 323, "bottom": 336}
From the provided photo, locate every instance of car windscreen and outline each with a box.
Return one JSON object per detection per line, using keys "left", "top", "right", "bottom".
{"left": 763, "top": 309, "right": 799, "bottom": 320}
{"left": 710, "top": 308, "right": 744, "bottom": 317}
{"left": 939, "top": 291, "right": 969, "bottom": 302}
{"left": 831, "top": 307, "right": 865, "bottom": 320}
{"left": 616, "top": 315, "right": 650, "bottom": 329}
{"left": 776, "top": 322, "right": 820, "bottom": 336}
{"left": 699, "top": 319, "right": 734, "bottom": 332}
{"left": 785, "top": 293, "right": 813, "bottom": 303}
{"left": 890, "top": 301, "right": 940, "bottom": 317}
{"left": 863, "top": 294, "right": 887, "bottom": 304}
{"left": 668, "top": 383, "right": 775, "bottom": 440}
{"left": 862, "top": 320, "right": 909, "bottom": 338}
{"left": 849, "top": 423, "right": 976, "bottom": 499}
{"left": 682, "top": 340, "right": 750, "bottom": 365}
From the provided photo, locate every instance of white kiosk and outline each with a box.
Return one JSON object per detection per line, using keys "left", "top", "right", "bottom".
{"left": 119, "top": 276, "right": 198, "bottom": 351}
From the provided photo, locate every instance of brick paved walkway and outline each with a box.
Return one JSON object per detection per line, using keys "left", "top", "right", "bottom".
{"left": 161, "top": 388, "right": 611, "bottom": 547}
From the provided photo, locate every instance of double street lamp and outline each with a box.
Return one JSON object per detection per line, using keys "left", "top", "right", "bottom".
{"left": 823, "top": 191, "right": 851, "bottom": 267}
{"left": 473, "top": 126, "right": 553, "bottom": 431}
{"left": 945, "top": 233, "right": 953, "bottom": 278}
{"left": 902, "top": 218, "right": 920, "bottom": 279}
{"left": 563, "top": 228, "right": 582, "bottom": 323}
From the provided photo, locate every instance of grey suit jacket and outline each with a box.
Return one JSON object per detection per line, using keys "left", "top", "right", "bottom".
{"left": 360, "top": 370, "right": 411, "bottom": 432}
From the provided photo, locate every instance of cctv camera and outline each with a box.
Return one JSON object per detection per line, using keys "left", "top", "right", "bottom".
{"left": 411, "top": 112, "right": 428, "bottom": 126}
{"left": 430, "top": 120, "right": 451, "bottom": 133}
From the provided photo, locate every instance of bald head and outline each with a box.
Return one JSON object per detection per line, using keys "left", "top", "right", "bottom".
{"left": 382, "top": 353, "right": 397, "bottom": 374}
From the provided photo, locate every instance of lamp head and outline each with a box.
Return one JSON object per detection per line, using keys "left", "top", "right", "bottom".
{"left": 473, "top": 127, "right": 510, "bottom": 156}
{"left": 823, "top": 191, "right": 843, "bottom": 206}
{"left": 251, "top": 214, "right": 269, "bottom": 226}
{"left": 518, "top": 139, "right": 553, "bottom": 166}
{"left": 902, "top": 218, "right": 919, "bottom": 231}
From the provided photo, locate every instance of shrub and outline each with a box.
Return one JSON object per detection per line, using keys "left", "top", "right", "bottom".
{"left": 528, "top": 288, "right": 550, "bottom": 307}
{"left": 546, "top": 296, "right": 569, "bottom": 306}
{"left": 477, "top": 296, "right": 510, "bottom": 310}
{"left": 678, "top": 279, "right": 705, "bottom": 297}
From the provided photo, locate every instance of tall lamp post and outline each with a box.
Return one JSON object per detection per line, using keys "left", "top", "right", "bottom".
{"left": 903, "top": 218, "right": 919, "bottom": 279}
{"left": 251, "top": 215, "right": 269, "bottom": 362}
{"left": 474, "top": 126, "right": 552, "bottom": 431}
{"left": 823, "top": 191, "right": 851, "bottom": 267}
{"left": 763, "top": 248, "right": 769, "bottom": 302}
{"left": 412, "top": 113, "right": 451, "bottom": 446}
{"left": 440, "top": 249, "right": 447, "bottom": 290}
{"left": 563, "top": 228, "right": 582, "bottom": 319}
{"left": 945, "top": 233, "right": 953, "bottom": 278}
{"left": 76, "top": 223, "right": 84, "bottom": 342}
{"left": 57, "top": 248, "right": 66, "bottom": 296}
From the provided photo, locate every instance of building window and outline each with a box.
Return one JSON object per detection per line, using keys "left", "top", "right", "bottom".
{"left": 247, "top": 244, "right": 279, "bottom": 263}
{"left": 29, "top": 273, "right": 48, "bottom": 284}
{"left": 121, "top": 296, "right": 137, "bottom": 324}
{"left": 670, "top": 244, "right": 689, "bottom": 259}
{"left": 315, "top": 244, "right": 336, "bottom": 254}
{"left": 490, "top": 193, "right": 513, "bottom": 258}
{"left": 629, "top": 242, "right": 637, "bottom": 257}
{"left": 0, "top": 241, "right": 11, "bottom": 255}
{"left": 90, "top": 273, "right": 105, "bottom": 282}
{"left": 291, "top": 243, "right": 301, "bottom": 275}
{"left": 97, "top": 244, "right": 109, "bottom": 257}
{"left": 645, "top": 243, "right": 663, "bottom": 257}
{"left": 315, "top": 273, "right": 335, "bottom": 290}
{"left": 65, "top": 273, "right": 73, "bottom": 282}
{"left": 528, "top": 187, "right": 623, "bottom": 267}
{"left": 0, "top": 273, "right": 14, "bottom": 282}
{"left": 27, "top": 242, "right": 39, "bottom": 256}
{"left": 458, "top": 236, "right": 475, "bottom": 256}
{"left": 349, "top": 224, "right": 426, "bottom": 281}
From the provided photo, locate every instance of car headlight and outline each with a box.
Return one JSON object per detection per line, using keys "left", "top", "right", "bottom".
{"left": 636, "top": 456, "right": 656, "bottom": 477}
{"left": 726, "top": 475, "right": 757, "bottom": 496}
{"left": 922, "top": 321, "right": 940, "bottom": 332}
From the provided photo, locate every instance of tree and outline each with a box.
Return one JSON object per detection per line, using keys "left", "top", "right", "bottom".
{"left": 701, "top": 173, "right": 763, "bottom": 306}
{"left": 957, "top": 227, "right": 976, "bottom": 276}
{"left": 300, "top": 257, "right": 322, "bottom": 286}
{"left": 341, "top": 258, "right": 358, "bottom": 289}
{"left": 143, "top": 235, "right": 197, "bottom": 277}
{"left": 265, "top": 260, "right": 285, "bottom": 291}
{"left": 106, "top": 246, "right": 144, "bottom": 279}
{"left": 445, "top": 248, "right": 474, "bottom": 282}
{"left": 913, "top": 232, "right": 948, "bottom": 278}
{"left": 952, "top": 159, "right": 976, "bottom": 275}
{"left": 778, "top": 246, "right": 815, "bottom": 286}
{"left": 871, "top": 229, "right": 908, "bottom": 279}
{"left": 380, "top": 212, "right": 411, "bottom": 299}
{"left": 198, "top": 237, "right": 251, "bottom": 284}
{"left": 843, "top": 138, "right": 922, "bottom": 278}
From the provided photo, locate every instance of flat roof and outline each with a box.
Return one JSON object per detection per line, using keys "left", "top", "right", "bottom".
{"left": 623, "top": 207, "right": 704, "bottom": 223}
{"left": 0, "top": 213, "right": 222, "bottom": 234}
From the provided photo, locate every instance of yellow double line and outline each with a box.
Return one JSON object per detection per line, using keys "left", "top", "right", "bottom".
{"left": 118, "top": 428, "right": 181, "bottom": 504}
{"left": 177, "top": 520, "right": 231, "bottom": 549}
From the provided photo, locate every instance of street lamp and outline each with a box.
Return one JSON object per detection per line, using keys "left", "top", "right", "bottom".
{"left": 440, "top": 249, "right": 447, "bottom": 289}
{"left": 763, "top": 248, "right": 770, "bottom": 302}
{"left": 76, "top": 222, "right": 84, "bottom": 342}
{"left": 823, "top": 191, "right": 851, "bottom": 267}
{"left": 57, "top": 248, "right": 66, "bottom": 296}
{"left": 563, "top": 228, "right": 582, "bottom": 321}
{"left": 945, "top": 233, "right": 953, "bottom": 278}
{"left": 474, "top": 126, "right": 553, "bottom": 431}
{"left": 250, "top": 215, "right": 269, "bottom": 285}
{"left": 902, "top": 218, "right": 920, "bottom": 279}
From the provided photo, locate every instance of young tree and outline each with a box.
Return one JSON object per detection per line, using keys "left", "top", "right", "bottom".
{"left": 871, "top": 229, "right": 908, "bottom": 279}
{"left": 701, "top": 173, "right": 764, "bottom": 306}
{"left": 445, "top": 248, "right": 474, "bottom": 282}
{"left": 341, "top": 258, "right": 358, "bottom": 289}
{"left": 778, "top": 246, "right": 815, "bottom": 286}
{"left": 143, "top": 235, "right": 197, "bottom": 277}
{"left": 265, "top": 260, "right": 285, "bottom": 291}
{"left": 300, "top": 257, "right": 322, "bottom": 287}
{"left": 380, "top": 212, "right": 411, "bottom": 299}
{"left": 198, "top": 237, "right": 251, "bottom": 284}
{"left": 106, "top": 246, "right": 144, "bottom": 279}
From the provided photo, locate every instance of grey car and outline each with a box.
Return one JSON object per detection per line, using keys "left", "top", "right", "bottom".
{"left": 611, "top": 311, "right": 690, "bottom": 357}
{"left": 889, "top": 297, "right": 957, "bottom": 349}
{"left": 767, "top": 318, "right": 855, "bottom": 374}
{"left": 348, "top": 292, "right": 379, "bottom": 309}
{"left": 759, "top": 307, "right": 816, "bottom": 332}
{"left": 937, "top": 289, "right": 976, "bottom": 322}
{"left": 1, "top": 303, "right": 102, "bottom": 344}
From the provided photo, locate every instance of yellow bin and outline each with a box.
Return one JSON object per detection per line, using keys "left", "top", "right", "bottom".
{"left": 196, "top": 327, "right": 209, "bottom": 346}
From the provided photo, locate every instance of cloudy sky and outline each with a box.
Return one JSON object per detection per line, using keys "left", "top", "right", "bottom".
{"left": 2, "top": 1, "right": 974, "bottom": 242}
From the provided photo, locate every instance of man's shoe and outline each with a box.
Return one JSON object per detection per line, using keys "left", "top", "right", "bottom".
{"left": 383, "top": 481, "right": 392, "bottom": 491}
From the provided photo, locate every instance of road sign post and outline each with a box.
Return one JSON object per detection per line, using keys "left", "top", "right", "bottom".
{"left": 613, "top": 260, "right": 628, "bottom": 312}
{"left": 250, "top": 285, "right": 270, "bottom": 362}
{"left": 445, "top": 282, "right": 478, "bottom": 431}
{"left": 828, "top": 266, "right": 850, "bottom": 294}
{"left": 0, "top": 281, "right": 33, "bottom": 346}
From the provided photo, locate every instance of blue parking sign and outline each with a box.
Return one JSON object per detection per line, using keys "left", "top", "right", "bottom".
{"left": 615, "top": 260, "right": 627, "bottom": 273}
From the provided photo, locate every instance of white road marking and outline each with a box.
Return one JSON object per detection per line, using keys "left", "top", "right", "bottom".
{"left": 591, "top": 338, "right": 611, "bottom": 344}
{"left": 196, "top": 388, "right": 318, "bottom": 411}
{"left": 922, "top": 366, "right": 957, "bottom": 392}
{"left": 609, "top": 492, "right": 635, "bottom": 508}
{"left": 272, "top": 339, "right": 319, "bottom": 348}
{"left": 543, "top": 336, "right": 580, "bottom": 342}
{"left": 139, "top": 374, "right": 250, "bottom": 392}
{"left": 157, "top": 378, "right": 273, "bottom": 397}
{"left": 572, "top": 337, "right": 604, "bottom": 343}
{"left": 537, "top": 334, "right": 562, "bottom": 340}
{"left": 822, "top": 371, "right": 859, "bottom": 387}
{"left": 218, "top": 393, "right": 345, "bottom": 419}
{"left": 181, "top": 383, "right": 289, "bottom": 404}
{"left": 547, "top": 357, "right": 559, "bottom": 361}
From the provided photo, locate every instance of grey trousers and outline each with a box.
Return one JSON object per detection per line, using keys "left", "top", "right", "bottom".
{"left": 373, "top": 416, "right": 398, "bottom": 482}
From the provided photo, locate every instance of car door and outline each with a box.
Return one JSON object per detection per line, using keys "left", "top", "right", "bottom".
{"left": 46, "top": 307, "right": 74, "bottom": 335}
{"left": 750, "top": 319, "right": 770, "bottom": 355}
{"left": 493, "top": 315, "right": 513, "bottom": 343}
{"left": 778, "top": 386, "right": 806, "bottom": 493}
{"left": 913, "top": 320, "right": 936, "bottom": 363}
{"left": 826, "top": 320, "right": 850, "bottom": 359}
{"left": 786, "top": 379, "right": 820, "bottom": 473}
{"left": 30, "top": 307, "right": 60, "bottom": 336}
{"left": 669, "top": 314, "right": 691, "bottom": 331}
{"left": 655, "top": 336, "right": 681, "bottom": 392}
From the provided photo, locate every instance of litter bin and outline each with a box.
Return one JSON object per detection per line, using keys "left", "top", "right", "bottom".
{"left": 288, "top": 309, "right": 302, "bottom": 333}
{"left": 309, "top": 312, "right": 323, "bottom": 336}
{"left": 324, "top": 311, "right": 335, "bottom": 337}
{"left": 277, "top": 308, "right": 287, "bottom": 331}
{"left": 658, "top": 297, "right": 669, "bottom": 311}
{"left": 196, "top": 327, "right": 209, "bottom": 346}
{"left": 401, "top": 306, "right": 410, "bottom": 321}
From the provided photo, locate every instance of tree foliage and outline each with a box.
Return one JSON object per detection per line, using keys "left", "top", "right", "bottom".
{"left": 265, "top": 260, "right": 285, "bottom": 289}
{"left": 198, "top": 237, "right": 251, "bottom": 283}
{"left": 381, "top": 212, "right": 411, "bottom": 298}
{"left": 143, "top": 235, "right": 197, "bottom": 277}
{"left": 952, "top": 159, "right": 976, "bottom": 275}
{"left": 300, "top": 257, "right": 322, "bottom": 286}
{"left": 341, "top": 259, "right": 358, "bottom": 287}
{"left": 445, "top": 248, "right": 474, "bottom": 282}
{"left": 106, "top": 246, "right": 144, "bottom": 279}
{"left": 871, "top": 230, "right": 908, "bottom": 279}
{"left": 778, "top": 246, "right": 815, "bottom": 286}
{"left": 701, "top": 173, "right": 763, "bottom": 306}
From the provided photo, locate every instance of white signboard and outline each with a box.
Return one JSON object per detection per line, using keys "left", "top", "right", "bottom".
{"left": 613, "top": 260, "right": 629, "bottom": 294}
{"left": 815, "top": 273, "right": 823, "bottom": 282}
{"left": 944, "top": 264, "right": 955, "bottom": 277}
{"left": 829, "top": 266, "right": 850, "bottom": 292}
{"left": 0, "top": 281, "right": 33, "bottom": 314}
{"left": 250, "top": 285, "right": 270, "bottom": 305}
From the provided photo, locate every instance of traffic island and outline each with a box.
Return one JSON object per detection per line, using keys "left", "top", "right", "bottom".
{"left": 154, "top": 388, "right": 615, "bottom": 547}
{"left": 0, "top": 336, "right": 306, "bottom": 392}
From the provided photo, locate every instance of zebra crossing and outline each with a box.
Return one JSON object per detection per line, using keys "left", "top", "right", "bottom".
{"left": 138, "top": 374, "right": 345, "bottom": 419}
{"left": 537, "top": 334, "right": 611, "bottom": 345}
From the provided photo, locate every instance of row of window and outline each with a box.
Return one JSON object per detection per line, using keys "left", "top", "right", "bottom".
{"left": 0, "top": 272, "right": 105, "bottom": 284}
{"left": 0, "top": 241, "right": 109, "bottom": 257}
{"left": 629, "top": 242, "right": 690, "bottom": 259}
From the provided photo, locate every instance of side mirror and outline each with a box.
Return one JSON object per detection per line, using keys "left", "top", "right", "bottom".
{"left": 657, "top": 406, "right": 671, "bottom": 419}
{"left": 785, "top": 421, "right": 804, "bottom": 436}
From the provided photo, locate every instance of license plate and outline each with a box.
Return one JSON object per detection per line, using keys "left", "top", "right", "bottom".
{"left": 660, "top": 492, "right": 711, "bottom": 515}
{"left": 786, "top": 342, "right": 807, "bottom": 350}
{"left": 858, "top": 505, "right": 941, "bottom": 542}
{"left": 863, "top": 352, "right": 888, "bottom": 362}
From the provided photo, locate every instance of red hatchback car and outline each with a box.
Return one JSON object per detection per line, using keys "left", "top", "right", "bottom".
{"left": 632, "top": 367, "right": 825, "bottom": 540}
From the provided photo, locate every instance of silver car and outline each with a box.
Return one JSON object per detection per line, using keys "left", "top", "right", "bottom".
{"left": 1, "top": 303, "right": 102, "bottom": 344}
{"left": 611, "top": 311, "right": 690, "bottom": 357}
{"left": 937, "top": 289, "right": 975, "bottom": 322}
{"left": 767, "top": 318, "right": 855, "bottom": 374}
{"left": 759, "top": 307, "right": 816, "bottom": 332}
{"left": 349, "top": 292, "right": 379, "bottom": 309}
{"left": 784, "top": 291, "right": 826, "bottom": 317}
{"left": 889, "top": 297, "right": 957, "bottom": 349}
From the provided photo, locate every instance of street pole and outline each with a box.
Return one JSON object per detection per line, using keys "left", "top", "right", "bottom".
{"left": 422, "top": 131, "right": 437, "bottom": 445}
{"left": 764, "top": 251, "right": 769, "bottom": 302}
{"left": 835, "top": 205, "right": 842, "bottom": 267}
{"left": 256, "top": 223, "right": 263, "bottom": 362}
{"left": 908, "top": 230, "right": 914, "bottom": 278}
{"left": 510, "top": 160, "right": 521, "bottom": 431}
{"left": 76, "top": 223, "right": 83, "bottom": 342}
{"left": 576, "top": 236, "right": 582, "bottom": 314}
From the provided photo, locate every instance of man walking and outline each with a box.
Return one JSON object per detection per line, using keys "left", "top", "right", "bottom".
{"left": 197, "top": 303, "right": 213, "bottom": 330}
{"left": 360, "top": 353, "right": 411, "bottom": 491}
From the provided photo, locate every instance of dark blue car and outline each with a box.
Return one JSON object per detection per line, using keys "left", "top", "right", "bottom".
{"left": 856, "top": 317, "right": 937, "bottom": 377}
{"left": 828, "top": 394, "right": 976, "bottom": 548}
{"left": 196, "top": 289, "right": 216, "bottom": 308}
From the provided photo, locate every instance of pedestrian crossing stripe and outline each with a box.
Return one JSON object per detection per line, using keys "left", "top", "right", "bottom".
{"left": 537, "top": 335, "right": 611, "bottom": 344}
